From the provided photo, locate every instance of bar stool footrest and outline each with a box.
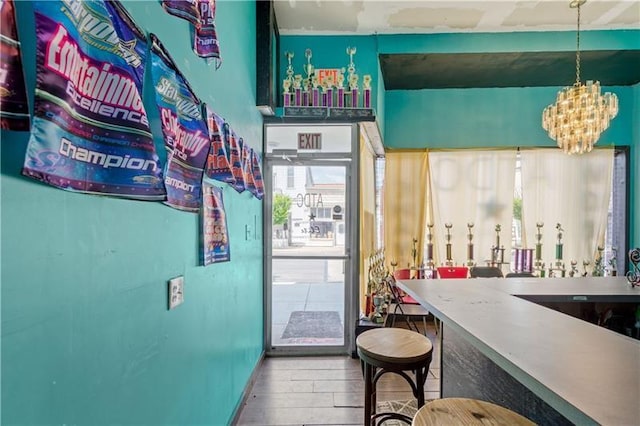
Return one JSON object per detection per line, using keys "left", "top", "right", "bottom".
{"left": 371, "top": 411, "right": 412, "bottom": 426}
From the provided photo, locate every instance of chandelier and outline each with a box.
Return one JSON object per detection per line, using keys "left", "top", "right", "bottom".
{"left": 542, "top": 0, "right": 618, "bottom": 155}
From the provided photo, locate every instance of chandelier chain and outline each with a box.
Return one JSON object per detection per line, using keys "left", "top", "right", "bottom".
{"left": 576, "top": 2, "right": 581, "bottom": 84}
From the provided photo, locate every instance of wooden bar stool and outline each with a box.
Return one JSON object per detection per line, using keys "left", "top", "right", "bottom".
{"left": 412, "top": 398, "right": 536, "bottom": 425}
{"left": 356, "top": 328, "right": 433, "bottom": 426}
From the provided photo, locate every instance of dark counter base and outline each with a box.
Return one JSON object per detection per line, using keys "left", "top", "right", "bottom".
{"left": 442, "top": 324, "right": 573, "bottom": 425}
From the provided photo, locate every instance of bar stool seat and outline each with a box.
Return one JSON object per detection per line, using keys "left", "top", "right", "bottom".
{"left": 356, "top": 328, "right": 433, "bottom": 426}
{"left": 412, "top": 398, "right": 536, "bottom": 425}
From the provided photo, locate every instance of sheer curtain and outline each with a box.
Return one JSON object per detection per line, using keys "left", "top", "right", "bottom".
{"left": 359, "top": 135, "right": 376, "bottom": 312}
{"left": 520, "top": 148, "right": 613, "bottom": 269}
{"left": 429, "top": 150, "right": 517, "bottom": 267}
{"left": 383, "top": 151, "right": 429, "bottom": 270}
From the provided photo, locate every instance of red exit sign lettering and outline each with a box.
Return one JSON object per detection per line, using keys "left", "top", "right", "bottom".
{"left": 298, "top": 133, "right": 322, "bottom": 150}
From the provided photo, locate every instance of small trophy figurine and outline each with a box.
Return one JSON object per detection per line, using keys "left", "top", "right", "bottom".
{"left": 466, "top": 222, "right": 475, "bottom": 266}
{"left": 445, "top": 223, "right": 453, "bottom": 265}
{"left": 569, "top": 260, "right": 578, "bottom": 277}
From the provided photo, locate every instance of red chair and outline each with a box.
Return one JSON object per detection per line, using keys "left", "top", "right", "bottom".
{"left": 436, "top": 266, "right": 469, "bottom": 279}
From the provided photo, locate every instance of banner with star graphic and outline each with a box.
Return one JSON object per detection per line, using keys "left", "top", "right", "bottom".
{"left": 22, "top": 0, "right": 165, "bottom": 199}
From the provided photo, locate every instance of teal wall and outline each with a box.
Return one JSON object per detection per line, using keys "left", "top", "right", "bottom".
{"left": 1, "top": 1, "right": 263, "bottom": 425}
{"left": 384, "top": 85, "right": 633, "bottom": 149}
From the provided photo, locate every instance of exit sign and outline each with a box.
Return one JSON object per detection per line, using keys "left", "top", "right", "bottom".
{"left": 298, "top": 133, "right": 322, "bottom": 150}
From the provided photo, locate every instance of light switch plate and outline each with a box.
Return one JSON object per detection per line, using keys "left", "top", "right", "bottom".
{"left": 168, "top": 276, "right": 184, "bottom": 310}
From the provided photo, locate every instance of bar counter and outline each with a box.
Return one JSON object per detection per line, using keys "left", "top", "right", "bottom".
{"left": 397, "top": 277, "right": 640, "bottom": 425}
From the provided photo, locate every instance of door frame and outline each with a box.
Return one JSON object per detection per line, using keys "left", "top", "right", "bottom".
{"left": 263, "top": 123, "right": 360, "bottom": 356}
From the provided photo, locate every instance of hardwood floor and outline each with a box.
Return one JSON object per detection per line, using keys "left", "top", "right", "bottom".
{"left": 235, "top": 324, "right": 440, "bottom": 425}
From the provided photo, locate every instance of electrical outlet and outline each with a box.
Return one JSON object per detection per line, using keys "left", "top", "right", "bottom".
{"left": 168, "top": 276, "right": 184, "bottom": 310}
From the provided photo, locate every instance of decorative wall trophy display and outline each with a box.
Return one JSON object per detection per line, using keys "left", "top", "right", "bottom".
{"left": 282, "top": 46, "right": 374, "bottom": 118}
{"left": 445, "top": 223, "right": 454, "bottom": 266}
{"left": 548, "top": 223, "right": 566, "bottom": 277}
{"left": 466, "top": 222, "right": 475, "bottom": 267}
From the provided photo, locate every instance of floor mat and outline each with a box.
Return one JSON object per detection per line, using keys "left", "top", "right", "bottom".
{"left": 281, "top": 311, "right": 343, "bottom": 339}
{"left": 376, "top": 399, "right": 421, "bottom": 426}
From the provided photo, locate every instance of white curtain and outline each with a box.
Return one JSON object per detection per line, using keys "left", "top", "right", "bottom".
{"left": 520, "top": 148, "right": 614, "bottom": 270}
{"left": 429, "top": 150, "right": 518, "bottom": 267}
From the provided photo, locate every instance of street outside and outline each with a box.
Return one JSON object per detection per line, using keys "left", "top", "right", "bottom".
{"left": 271, "top": 244, "right": 347, "bottom": 346}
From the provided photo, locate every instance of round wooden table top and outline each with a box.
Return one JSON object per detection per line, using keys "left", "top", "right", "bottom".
{"left": 356, "top": 328, "right": 433, "bottom": 364}
{"left": 412, "top": 398, "right": 536, "bottom": 426}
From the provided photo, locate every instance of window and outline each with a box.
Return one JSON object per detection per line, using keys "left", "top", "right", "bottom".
{"left": 286, "top": 166, "right": 294, "bottom": 188}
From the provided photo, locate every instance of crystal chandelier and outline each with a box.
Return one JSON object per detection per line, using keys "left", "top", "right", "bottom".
{"left": 542, "top": 0, "right": 618, "bottom": 155}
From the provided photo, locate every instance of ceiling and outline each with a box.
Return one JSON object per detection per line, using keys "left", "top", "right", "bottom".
{"left": 273, "top": 1, "right": 640, "bottom": 89}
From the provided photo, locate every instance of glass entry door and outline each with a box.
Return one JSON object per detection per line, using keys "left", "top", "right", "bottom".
{"left": 266, "top": 160, "right": 352, "bottom": 354}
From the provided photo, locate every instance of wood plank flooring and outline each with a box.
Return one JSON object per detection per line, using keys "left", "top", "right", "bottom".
{"left": 235, "top": 324, "right": 440, "bottom": 425}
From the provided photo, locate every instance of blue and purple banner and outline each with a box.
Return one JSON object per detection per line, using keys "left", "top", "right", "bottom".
{"left": 162, "top": 0, "right": 221, "bottom": 65}
{"left": 0, "top": 0, "right": 30, "bottom": 131}
{"left": 22, "top": 0, "right": 165, "bottom": 199}
{"left": 201, "top": 181, "right": 230, "bottom": 265}
{"left": 204, "top": 104, "right": 233, "bottom": 184}
{"left": 150, "top": 33, "right": 210, "bottom": 212}
{"left": 251, "top": 149, "right": 264, "bottom": 200}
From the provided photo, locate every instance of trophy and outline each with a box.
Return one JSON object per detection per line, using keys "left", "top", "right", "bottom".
{"left": 363, "top": 74, "right": 372, "bottom": 109}
{"left": 311, "top": 76, "right": 320, "bottom": 107}
{"left": 325, "top": 74, "right": 335, "bottom": 108}
{"left": 445, "top": 223, "right": 453, "bottom": 266}
{"left": 592, "top": 246, "right": 605, "bottom": 277}
{"left": 303, "top": 49, "right": 313, "bottom": 106}
{"left": 282, "top": 51, "right": 294, "bottom": 107}
{"left": 569, "top": 260, "right": 578, "bottom": 277}
{"left": 336, "top": 69, "right": 345, "bottom": 108}
{"left": 608, "top": 247, "right": 618, "bottom": 276}
{"left": 346, "top": 47, "right": 358, "bottom": 107}
{"left": 466, "top": 222, "right": 475, "bottom": 267}
{"left": 426, "top": 223, "right": 434, "bottom": 267}
{"left": 293, "top": 75, "right": 302, "bottom": 106}
{"left": 491, "top": 224, "right": 505, "bottom": 267}
{"left": 549, "top": 223, "right": 566, "bottom": 277}
{"left": 534, "top": 222, "right": 544, "bottom": 271}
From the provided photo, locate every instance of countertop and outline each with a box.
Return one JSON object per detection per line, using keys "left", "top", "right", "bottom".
{"left": 397, "top": 277, "right": 640, "bottom": 426}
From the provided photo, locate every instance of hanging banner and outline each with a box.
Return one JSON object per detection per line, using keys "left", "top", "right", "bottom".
{"left": 161, "top": 0, "right": 221, "bottom": 65}
{"left": 242, "top": 142, "right": 256, "bottom": 195}
{"left": 150, "top": 33, "right": 210, "bottom": 212}
{"left": 201, "top": 181, "right": 230, "bottom": 265}
{"left": 204, "top": 104, "right": 233, "bottom": 184}
{"left": 251, "top": 150, "right": 264, "bottom": 200}
{"left": 22, "top": 0, "right": 165, "bottom": 199}
{"left": 228, "top": 130, "right": 245, "bottom": 193}
{"left": 0, "top": 0, "right": 30, "bottom": 131}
